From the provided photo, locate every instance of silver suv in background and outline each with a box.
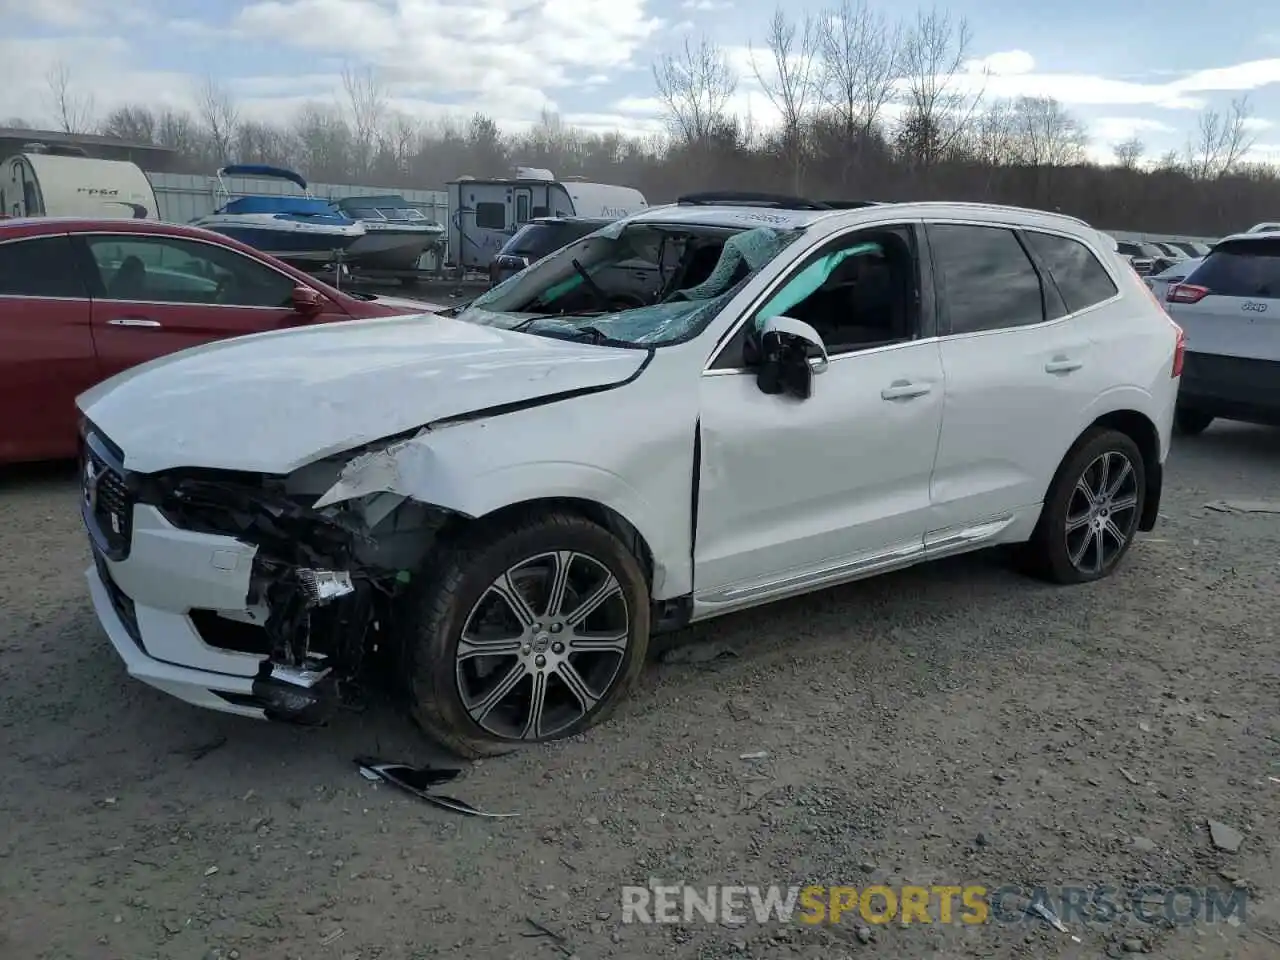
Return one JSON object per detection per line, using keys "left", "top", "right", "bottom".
{"left": 1165, "top": 232, "right": 1280, "bottom": 434}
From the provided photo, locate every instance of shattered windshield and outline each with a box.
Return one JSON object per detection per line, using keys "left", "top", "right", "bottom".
{"left": 453, "top": 221, "right": 805, "bottom": 347}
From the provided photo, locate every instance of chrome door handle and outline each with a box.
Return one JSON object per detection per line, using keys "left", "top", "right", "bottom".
{"left": 1045, "top": 358, "right": 1081, "bottom": 374}
{"left": 108, "top": 316, "right": 162, "bottom": 328}
{"left": 881, "top": 381, "right": 932, "bottom": 401}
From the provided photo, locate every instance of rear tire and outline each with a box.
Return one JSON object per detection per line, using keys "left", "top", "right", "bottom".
{"left": 1022, "top": 428, "right": 1146, "bottom": 585}
{"left": 400, "top": 510, "right": 651, "bottom": 758}
{"left": 1174, "top": 407, "right": 1214, "bottom": 436}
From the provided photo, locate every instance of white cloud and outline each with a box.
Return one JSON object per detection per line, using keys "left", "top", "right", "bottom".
{"left": 681, "top": 0, "right": 731, "bottom": 9}
{"left": 0, "top": 37, "right": 199, "bottom": 124}
{"left": 967, "top": 50, "right": 1036, "bottom": 76}
{"left": 0, "top": 0, "right": 101, "bottom": 28}
{"left": 1242, "top": 117, "right": 1275, "bottom": 132}
{"left": 232, "top": 0, "right": 662, "bottom": 99}
{"left": 561, "top": 112, "right": 664, "bottom": 136}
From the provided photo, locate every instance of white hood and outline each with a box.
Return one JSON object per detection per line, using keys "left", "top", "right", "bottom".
{"left": 365, "top": 294, "right": 449, "bottom": 312}
{"left": 78, "top": 314, "right": 648, "bottom": 474}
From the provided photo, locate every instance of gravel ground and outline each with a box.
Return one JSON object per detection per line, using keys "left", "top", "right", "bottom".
{"left": 1, "top": 423, "right": 1278, "bottom": 960}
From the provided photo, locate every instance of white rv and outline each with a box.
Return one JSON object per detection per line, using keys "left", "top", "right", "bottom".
{"left": 1, "top": 146, "right": 158, "bottom": 220}
{"left": 446, "top": 166, "right": 647, "bottom": 270}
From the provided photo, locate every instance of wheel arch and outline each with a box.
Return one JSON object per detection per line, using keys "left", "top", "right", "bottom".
{"left": 431, "top": 495, "right": 664, "bottom": 594}
{"left": 1048, "top": 409, "right": 1162, "bottom": 533}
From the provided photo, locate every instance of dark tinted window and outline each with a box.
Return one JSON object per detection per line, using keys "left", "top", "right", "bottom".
{"left": 84, "top": 235, "right": 296, "bottom": 307}
{"left": 929, "top": 224, "right": 1045, "bottom": 334}
{"left": 475, "top": 202, "right": 506, "bottom": 230}
{"left": 0, "top": 236, "right": 85, "bottom": 297}
{"left": 501, "top": 222, "right": 594, "bottom": 259}
{"left": 1024, "top": 231, "right": 1119, "bottom": 313}
{"left": 1184, "top": 238, "right": 1280, "bottom": 299}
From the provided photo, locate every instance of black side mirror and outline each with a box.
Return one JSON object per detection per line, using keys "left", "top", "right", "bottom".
{"left": 749, "top": 316, "right": 830, "bottom": 399}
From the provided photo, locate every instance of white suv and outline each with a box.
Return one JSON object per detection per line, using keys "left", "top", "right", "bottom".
{"left": 77, "top": 194, "right": 1183, "bottom": 756}
{"left": 1165, "top": 231, "right": 1280, "bottom": 434}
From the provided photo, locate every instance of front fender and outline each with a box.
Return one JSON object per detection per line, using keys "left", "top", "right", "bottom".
{"left": 313, "top": 435, "right": 693, "bottom": 599}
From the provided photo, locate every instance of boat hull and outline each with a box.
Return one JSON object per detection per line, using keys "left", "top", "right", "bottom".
{"left": 345, "top": 229, "right": 440, "bottom": 272}
{"left": 193, "top": 215, "right": 364, "bottom": 264}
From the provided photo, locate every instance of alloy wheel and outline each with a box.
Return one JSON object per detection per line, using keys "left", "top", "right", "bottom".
{"left": 1064, "top": 450, "right": 1140, "bottom": 575}
{"left": 455, "top": 550, "right": 630, "bottom": 741}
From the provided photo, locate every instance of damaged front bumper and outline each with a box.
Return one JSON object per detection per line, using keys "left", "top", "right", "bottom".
{"left": 86, "top": 504, "right": 343, "bottom": 722}
{"left": 79, "top": 427, "right": 444, "bottom": 725}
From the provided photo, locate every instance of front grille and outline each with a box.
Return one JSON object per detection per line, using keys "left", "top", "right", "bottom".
{"left": 93, "top": 547, "right": 141, "bottom": 645}
{"left": 81, "top": 432, "right": 134, "bottom": 561}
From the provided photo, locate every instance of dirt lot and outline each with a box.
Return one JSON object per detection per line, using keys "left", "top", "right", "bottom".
{"left": 1, "top": 424, "right": 1278, "bottom": 960}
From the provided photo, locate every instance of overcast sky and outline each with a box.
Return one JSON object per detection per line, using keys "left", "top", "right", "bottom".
{"left": 0, "top": 0, "right": 1275, "bottom": 166}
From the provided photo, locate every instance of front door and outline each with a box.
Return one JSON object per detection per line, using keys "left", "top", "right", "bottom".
{"left": 0, "top": 234, "right": 97, "bottom": 461}
{"left": 514, "top": 187, "right": 532, "bottom": 227}
{"left": 694, "top": 222, "right": 945, "bottom": 610}
{"left": 75, "top": 232, "right": 347, "bottom": 379}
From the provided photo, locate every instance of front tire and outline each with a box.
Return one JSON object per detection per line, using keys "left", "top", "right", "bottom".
{"left": 401, "top": 510, "right": 651, "bottom": 758}
{"left": 1174, "top": 407, "right": 1214, "bottom": 436}
{"left": 1024, "top": 428, "right": 1146, "bottom": 585}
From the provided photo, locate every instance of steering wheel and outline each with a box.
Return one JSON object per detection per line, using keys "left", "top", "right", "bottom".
{"left": 213, "top": 274, "right": 235, "bottom": 304}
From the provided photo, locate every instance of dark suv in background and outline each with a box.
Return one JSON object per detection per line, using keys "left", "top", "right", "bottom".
{"left": 489, "top": 216, "right": 612, "bottom": 286}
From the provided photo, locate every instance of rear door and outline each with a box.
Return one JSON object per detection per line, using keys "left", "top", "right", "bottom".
{"left": 75, "top": 232, "right": 349, "bottom": 379}
{"left": 0, "top": 234, "right": 96, "bottom": 461}
{"left": 926, "top": 222, "right": 1113, "bottom": 536}
{"left": 1171, "top": 237, "right": 1280, "bottom": 363}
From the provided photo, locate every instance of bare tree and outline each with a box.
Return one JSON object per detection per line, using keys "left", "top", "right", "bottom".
{"left": 750, "top": 8, "right": 820, "bottom": 191}
{"left": 1113, "top": 136, "right": 1144, "bottom": 170}
{"left": 101, "top": 105, "right": 157, "bottom": 144}
{"left": 1184, "top": 96, "right": 1256, "bottom": 179}
{"left": 155, "top": 109, "right": 204, "bottom": 158}
{"left": 342, "top": 64, "right": 387, "bottom": 176}
{"left": 965, "top": 99, "right": 1017, "bottom": 166}
{"left": 236, "top": 120, "right": 296, "bottom": 167}
{"left": 1009, "top": 96, "right": 1088, "bottom": 167}
{"left": 45, "top": 61, "right": 95, "bottom": 134}
{"left": 294, "top": 102, "right": 353, "bottom": 182}
{"left": 652, "top": 35, "right": 738, "bottom": 147}
{"left": 195, "top": 76, "right": 240, "bottom": 164}
{"left": 895, "top": 6, "right": 982, "bottom": 166}
{"left": 380, "top": 111, "right": 421, "bottom": 174}
{"left": 818, "top": 0, "right": 902, "bottom": 144}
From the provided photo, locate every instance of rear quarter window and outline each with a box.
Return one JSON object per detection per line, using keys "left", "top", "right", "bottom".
{"left": 1185, "top": 239, "right": 1280, "bottom": 299}
{"left": 1023, "top": 231, "right": 1119, "bottom": 313}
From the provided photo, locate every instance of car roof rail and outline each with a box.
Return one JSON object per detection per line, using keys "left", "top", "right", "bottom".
{"left": 816, "top": 199, "right": 883, "bottom": 209}
{"left": 675, "top": 191, "right": 833, "bottom": 211}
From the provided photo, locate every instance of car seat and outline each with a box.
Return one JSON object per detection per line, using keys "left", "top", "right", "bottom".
{"left": 107, "top": 256, "right": 147, "bottom": 301}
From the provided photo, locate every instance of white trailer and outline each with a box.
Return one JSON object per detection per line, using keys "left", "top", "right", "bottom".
{"left": 446, "top": 166, "right": 647, "bottom": 270}
{"left": 1, "top": 147, "right": 159, "bottom": 220}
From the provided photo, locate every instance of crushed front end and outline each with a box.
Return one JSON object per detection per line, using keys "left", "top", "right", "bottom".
{"left": 80, "top": 425, "right": 447, "bottom": 724}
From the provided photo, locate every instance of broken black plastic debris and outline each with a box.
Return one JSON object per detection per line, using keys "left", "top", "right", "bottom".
{"left": 353, "top": 757, "right": 519, "bottom": 818}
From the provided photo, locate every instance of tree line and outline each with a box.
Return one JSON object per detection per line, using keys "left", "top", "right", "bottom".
{"left": 20, "top": 2, "right": 1278, "bottom": 237}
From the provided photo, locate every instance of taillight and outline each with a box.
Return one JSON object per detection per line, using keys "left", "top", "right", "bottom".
{"left": 1171, "top": 323, "right": 1185, "bottom": 378}
{"left": 1167, "top": 284, "right": 1208, "bottom": 304}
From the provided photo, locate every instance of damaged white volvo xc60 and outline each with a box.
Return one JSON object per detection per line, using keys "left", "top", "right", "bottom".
{"left": 78, "top": 193, "right": 1183, "bottom": 756}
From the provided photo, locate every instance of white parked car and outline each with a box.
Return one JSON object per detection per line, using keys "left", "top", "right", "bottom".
{"left": 1164, "top": 231, "right": 1280, "bottom": 434}
{"left": 77, "top": 194, "right": 1183, "bottom": 756}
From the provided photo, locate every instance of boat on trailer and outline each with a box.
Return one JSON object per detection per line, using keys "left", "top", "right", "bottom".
{"left": 331, "top": 195, "right": 445, "bottom": 273}
{"left": 192, "top": 164, "right": 364, "bottom": 266}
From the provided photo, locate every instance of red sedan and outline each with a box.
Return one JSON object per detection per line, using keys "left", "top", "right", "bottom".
{"left": 0, "top": 217, "right": 436, "bottom": 464}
